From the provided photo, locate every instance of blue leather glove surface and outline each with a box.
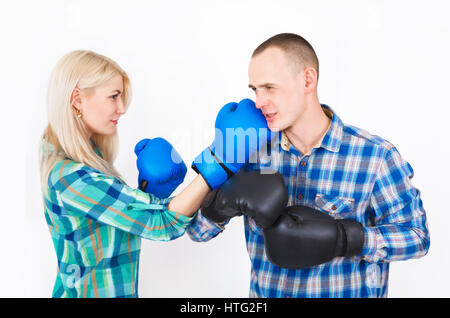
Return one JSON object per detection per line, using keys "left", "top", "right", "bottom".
{"left": 192, "top": 99, "right": 274, "bottom": 189}
{"left": 135, "top": 137, "right": 187, "bottom": 198}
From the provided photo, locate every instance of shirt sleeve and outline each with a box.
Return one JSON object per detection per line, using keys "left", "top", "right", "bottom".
{"left": 186, "top": 209, "right": 229, "bottom": 242}
{"left": 52, "top": 160, "right": 193, "bottom": 241}
{"left": 361, "top": 147, "right": 430, "bottom": 263}
{"left": 186, "top": 155, "right": 272, "bottom": 242}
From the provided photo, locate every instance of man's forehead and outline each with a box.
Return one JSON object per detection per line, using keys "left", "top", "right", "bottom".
{"left": 249, "top": 48, "right": 293, "bottom": 81}
{"left": 251, "top": 47, "right": 289, "bottom": 64}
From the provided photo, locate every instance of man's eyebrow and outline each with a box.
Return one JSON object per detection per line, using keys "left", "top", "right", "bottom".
{"left": 248, "top": 83, "right": 277, "bottom": 88}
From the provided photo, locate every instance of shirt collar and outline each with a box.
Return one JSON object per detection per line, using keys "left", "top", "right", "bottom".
{"left": 90, "top": 139, "right": 103, "bottom": 158}
{"left": 41, "top": 138, "right": 103, "bottom": 159}
{"left": 279, "top": 104, "right": 343, "bottom": 154}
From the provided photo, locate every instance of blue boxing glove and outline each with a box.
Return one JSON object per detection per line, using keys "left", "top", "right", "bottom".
{"left": 192, "top": 99, "right": 274, "bottom": 189}
{"left": 135, "top": 137, "right": 187, "bottom": 198}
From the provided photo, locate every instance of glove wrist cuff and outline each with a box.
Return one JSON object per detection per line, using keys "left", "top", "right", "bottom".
{"left": 192, "top": 147, "right": 232, "bottom": 189}
{"left": 200, "top": 190, "right": 229, "bottom": 224}
{"left": 339, "top": 219, "right": 365, "bottom": 257}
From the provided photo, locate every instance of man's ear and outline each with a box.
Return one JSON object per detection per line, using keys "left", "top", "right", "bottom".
{"left": 303, "top": 67, "right": 318, "bottom": 93}
{"left": 71, "top": 87, "right": 82, "bottom": 111}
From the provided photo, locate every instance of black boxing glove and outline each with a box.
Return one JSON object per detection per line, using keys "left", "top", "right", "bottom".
{"left": 263, "top": 205, "right": 365, "bottom": 269}
{"left": 200, "top": 169, "right": 288, "bottom": 228}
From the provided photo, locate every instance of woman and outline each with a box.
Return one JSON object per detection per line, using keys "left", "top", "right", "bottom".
{"left": 40, "top": 50, "right": 209, "bottom": 298}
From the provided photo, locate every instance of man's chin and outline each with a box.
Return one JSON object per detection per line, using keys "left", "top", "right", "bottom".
{"left": 267, "top": 122, "right": 283, "bottom": 132}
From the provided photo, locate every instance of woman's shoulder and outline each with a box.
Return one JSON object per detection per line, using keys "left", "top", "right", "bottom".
{"left": 52, "top": 157, "right": 90, "bottom": 174}
{"left": 48, "top": 157, "right": 101, "bottom": 190}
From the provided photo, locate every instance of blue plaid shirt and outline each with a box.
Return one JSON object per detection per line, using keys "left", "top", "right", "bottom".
{"left": 187, "top": 104, "right": 430, "bottom": 298}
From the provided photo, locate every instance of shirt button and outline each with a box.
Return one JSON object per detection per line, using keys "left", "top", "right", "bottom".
{"left": 300, "top": 161, "right": 306, "bottom": 167}
{"left": 331, "top": 205, "right": 337, "bottom": 211}
{"left": 297, "top": 194, "right": 303, "bottom": 200}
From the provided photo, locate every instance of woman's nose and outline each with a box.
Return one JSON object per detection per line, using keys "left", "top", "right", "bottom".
{"left": 117, "top": 98, "right": 126, "bottom": 114}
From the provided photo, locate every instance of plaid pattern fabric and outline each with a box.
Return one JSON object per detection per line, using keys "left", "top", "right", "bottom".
{"left": 43, "top": 150, "right": 193, "bottom": 298}
{"left": 187, "top": 104, "right": 430, "bottom": 298}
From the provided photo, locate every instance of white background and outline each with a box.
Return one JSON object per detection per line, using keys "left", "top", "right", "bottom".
{"left": 1, "top": 0, "right": 449, "bottom": 297}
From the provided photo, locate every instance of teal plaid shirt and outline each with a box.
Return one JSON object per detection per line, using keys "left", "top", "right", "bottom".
{"left": 42, "top": 143, "right": 193, "bottom": 298}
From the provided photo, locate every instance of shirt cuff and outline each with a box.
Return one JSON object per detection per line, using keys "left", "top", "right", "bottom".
{"left": 361, "top": 226, "right": 387, "bottom": 263}
{"left": 186, "top": 209, "right": 228, "bottom": 242}
{"left": 166, "top": 208, "right": 196, "bottom": 225}
{"left": 164, "top": 196, "right": 197, "bottom": 225}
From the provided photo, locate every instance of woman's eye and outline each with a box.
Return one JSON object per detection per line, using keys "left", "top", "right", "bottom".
{"left": 110, "top": 94, "right": 119, "bottom": 100}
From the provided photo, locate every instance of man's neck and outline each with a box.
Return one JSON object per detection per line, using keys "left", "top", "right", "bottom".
{"left": 284, "top": 101, "right": 331, "bottom": 156}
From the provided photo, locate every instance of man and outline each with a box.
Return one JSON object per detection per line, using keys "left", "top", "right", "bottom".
{"left": 187, "top": 33, "right": 430, "bottom": 298}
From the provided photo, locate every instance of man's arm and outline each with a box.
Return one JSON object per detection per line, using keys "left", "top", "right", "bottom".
{"left": 262, "top": 146, "right": 430, "bottom": 270}
{"left": 361, "top": 146, "right": 430, "bottom": 263}
{"left": 186, "top": 210, "right": 229, "bottom": 242}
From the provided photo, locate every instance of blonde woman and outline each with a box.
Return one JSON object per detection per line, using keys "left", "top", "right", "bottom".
{"left": 40, "top": 50, "right": 210, "bottom": 298}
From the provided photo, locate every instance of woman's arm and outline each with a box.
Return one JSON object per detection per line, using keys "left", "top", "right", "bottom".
{"left": 168, "top": 175, "right": 210, "bottom": 217}
{"left": 49, "top": 159, "right": 203, "bottom": 241}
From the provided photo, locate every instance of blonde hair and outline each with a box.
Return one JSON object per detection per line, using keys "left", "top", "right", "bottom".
{"left": 40, "top": 50, "right": 132, "bottom": 195}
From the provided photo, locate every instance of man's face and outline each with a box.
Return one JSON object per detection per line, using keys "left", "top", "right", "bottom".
{"left": 248, "top": 47, "right": 306, "bottom": 132}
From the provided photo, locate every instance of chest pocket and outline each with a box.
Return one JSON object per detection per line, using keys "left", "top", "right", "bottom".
{"left": 315, "top": 193, "right": 356, "bottom": 220}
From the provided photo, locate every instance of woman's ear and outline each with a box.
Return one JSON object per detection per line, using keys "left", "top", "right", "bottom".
{"left": 71, "top": 87, "right": 82, "bottom": 111}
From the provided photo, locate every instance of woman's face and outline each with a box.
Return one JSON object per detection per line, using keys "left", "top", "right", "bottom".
{"left": 73, "top": 74, "right": 125, "bottom": 137}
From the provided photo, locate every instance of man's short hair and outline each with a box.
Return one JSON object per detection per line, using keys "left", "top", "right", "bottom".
{"left": 252, "top": 33, "right": 319, "bottom": 79}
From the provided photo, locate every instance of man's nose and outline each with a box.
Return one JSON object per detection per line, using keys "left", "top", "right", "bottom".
{"left": 255, "top": 92, "right": 267, "bottom": 110}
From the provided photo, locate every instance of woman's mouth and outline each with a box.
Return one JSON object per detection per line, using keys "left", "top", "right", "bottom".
{"left": 111, "top": 119, "right": 118, "bottom": 125}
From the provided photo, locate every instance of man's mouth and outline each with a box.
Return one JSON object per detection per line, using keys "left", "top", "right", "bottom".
{"left": 264, "top": 112, "right": 277, "bottom": 121}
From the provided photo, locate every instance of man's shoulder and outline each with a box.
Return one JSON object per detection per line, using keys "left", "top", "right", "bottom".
{"left": 341, "top": 123, "right": 395, "bottom": 152}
